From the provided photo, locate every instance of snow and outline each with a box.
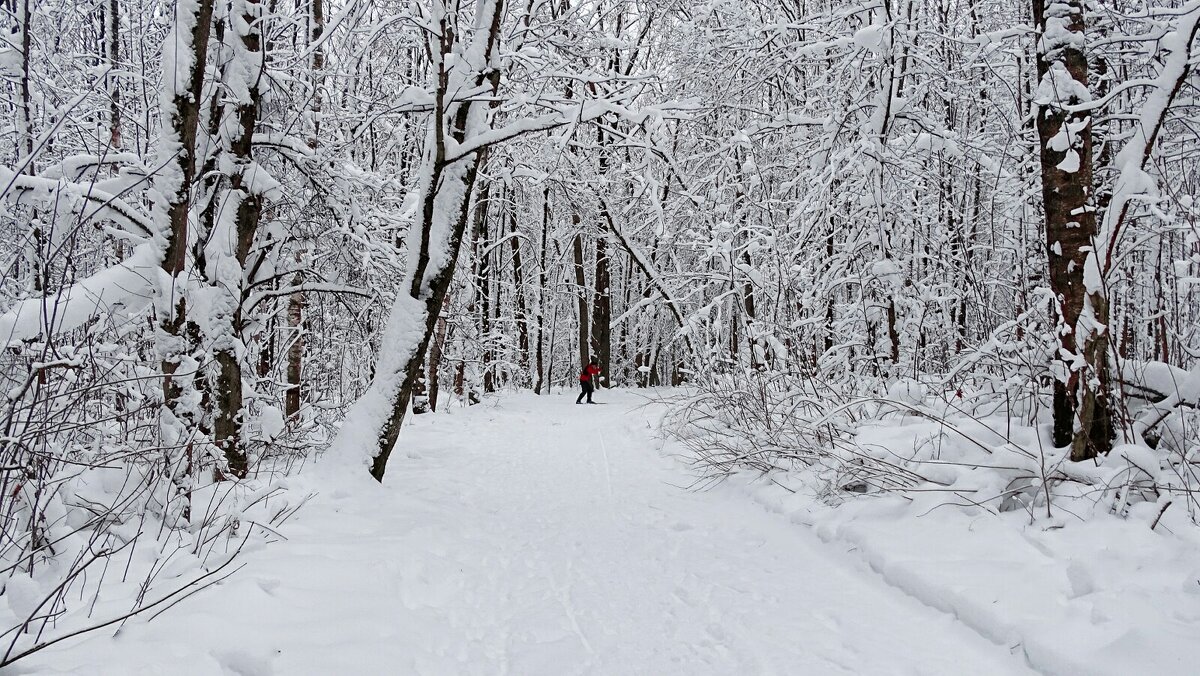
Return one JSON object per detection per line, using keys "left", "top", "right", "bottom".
{"left": 0, "top": 243, "right": 159, "bottom": 344}
{"left": 1090, "top": 0, "right": 1200, "bottom": 290}
{"left": 725, "top": 412, "right": 1200, "bottom": 676}
{"left": 256, "top": 404, "right": 286, "bottom": 442}
{"left": 0, "top": 166, "right": 154, "bottom": 239}
{"left": 870, "top": 258, "right": 904, "bottom": 289}
{"left": 1055, "top": 149, "right": 1080, "bottom": 173}
{"left": 1033, "top": 62, "right": 1091, "bottom": 108}
{"left": 886, "top": 377, "right": 926, "bottom": 406}
{"left": 853, "top": 24, "right": 886, "bottom": 55}
{"left": 22, "top": 391, "right": 1033, "bottom": 675}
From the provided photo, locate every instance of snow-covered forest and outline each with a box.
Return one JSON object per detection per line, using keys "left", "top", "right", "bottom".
{"left": 2, "top": 0, "right": 1199, "bottom": 672}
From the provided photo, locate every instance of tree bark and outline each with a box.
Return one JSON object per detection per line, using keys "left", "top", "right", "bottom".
{"left": 285, "top": 251, "right": 304, "bottom": 419}
{"left": 510, "top": 203, "right": 530, "bottom": 381}
{"left": 477, "top": 184, "right": 494, "bottom": 393}
{"left": 16, "top": 0, "right": 33, "bottom": 168}
{"left": 1032, "top": 0, "right": 1110, "bottom": 458}
{"left": 591, "top": 233, "right": 611, "bottom": 387}
{"left": 284, "top": 0, "right": 324, "bottom": 422}
{"left": 361, "top": 0, "right": 507, "bottom": 481}
{"left": 572, "top": 228, "right": 590, "bottom": 371}
{"left": 411, "top": 356, "right": 430, "bottom": 414}
{"left": 534, "top": 187, "right": 550, "bottom": 394}
{"left": 156, "top": 0, "right": 215, "bottom": 415}
{"left": 428, "top": 316, "right": 447, "bottom": 412}
{"left": 210, "top": 0, "right": 266, "bottom": 478}
{"left": 149, "top": 0, "right": 216, "bottom": 523}
{"left": 98, "top": 0, "right": 121, "bottom": 149}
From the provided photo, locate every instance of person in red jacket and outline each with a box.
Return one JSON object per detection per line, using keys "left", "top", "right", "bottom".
{"left": 577, "top": 357, "right": 601, "bottom": 404}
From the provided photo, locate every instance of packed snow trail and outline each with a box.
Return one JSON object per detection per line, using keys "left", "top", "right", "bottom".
{"left": 24, "top": 391, "right": 1033, "bottom": 675}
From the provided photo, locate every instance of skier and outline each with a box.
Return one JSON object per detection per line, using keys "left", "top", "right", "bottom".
{"left": 576, "top": 357, "right": 601, "bottom": 404}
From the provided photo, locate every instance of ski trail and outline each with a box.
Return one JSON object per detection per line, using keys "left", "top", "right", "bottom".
{"left": 596, "top": 430, "right": 614, "bottom": 500}
{"left": 547, "top": 559, "right": 595, "bottom": 656}
{"left": 26, "top": 390, "right": 1036, "bottom": 676}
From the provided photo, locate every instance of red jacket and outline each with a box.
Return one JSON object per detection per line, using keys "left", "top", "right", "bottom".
{"left": 580, "top": 364, "right": 600, "bottom": 382}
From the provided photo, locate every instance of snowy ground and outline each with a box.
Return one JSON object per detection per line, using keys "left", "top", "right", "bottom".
{"left": 16, "top": 390, "right": 1034, "bottom": 675}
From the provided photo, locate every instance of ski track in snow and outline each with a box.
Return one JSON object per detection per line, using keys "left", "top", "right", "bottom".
{"left": 21, "top": 391, "right": 1034, "bottom": 676}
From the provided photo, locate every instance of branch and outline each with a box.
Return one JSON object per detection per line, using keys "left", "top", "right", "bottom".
{"left": 244, "top": 282, "right": 371, "bottom": 313}
{"left": 0, "top": 533, "right": 250, "bottom": 668}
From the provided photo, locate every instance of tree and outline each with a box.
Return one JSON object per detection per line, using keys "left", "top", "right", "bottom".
{"left": 1032, "top": 0, "right": 1110, "bottom": 459}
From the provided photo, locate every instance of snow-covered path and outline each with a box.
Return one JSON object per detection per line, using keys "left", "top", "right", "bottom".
{"left": 27, "top": 391, "right": 1033, "bottom": 675}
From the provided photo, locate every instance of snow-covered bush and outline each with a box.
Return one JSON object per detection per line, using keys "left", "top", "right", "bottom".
{"left": 668, "top": 360, "right": 1199, "bottom": 530}
{"left": 0, "top": 317, "right": 310, "bottom": 667}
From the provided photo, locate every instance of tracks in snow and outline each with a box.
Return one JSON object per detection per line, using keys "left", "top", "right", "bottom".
{"left": 28, "top": 390, "right": 1035, "bottom": 676}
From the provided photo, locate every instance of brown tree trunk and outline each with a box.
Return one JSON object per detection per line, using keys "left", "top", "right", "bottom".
{"left": 477, "top": 184, "right": 494, "bottom": 394}
{"left": 258, "top": 306, "right": 274, "bottom": 379}
{"left": 534, "top": 187, "right": 550, "bottom": 394}
{"left": 591, "top": 234, "right": 611, "bottom": 387}
{"left": 284, "top": 0, "right": 323, "bottom": 422}
{"left": 16, "top": 0, "right": 33, "bottom": 167}
{"left": 1032, "top": 0, "right": 1110, "bottom": 459}
{"left": 152, "top": 0, "right": 216, "bottom": 523}
{"left": 572, "top": 228, "right": 589, "bottom": 371}
{"left": 210, "top": 0, "right": 265, "bottom": 478}
{"left": 158, "top": 0, "right": 215, "bottom": 415}
{"left": 739, "top": 242, "right": 757, "bottom": 369}
{"left": 105, "top": 0, "right": 121, "bottom": 149}
{"left": 15, "top": 0, "right": 42, "bottom": 293}
{"left": 411, "top": 356, "right": 430, "bottom": 414}
{"left": 510, "top": 205, "right": 530, "bottom": 381}
{"left": 428, "top": 316, "right": 447, "bottom": 411}
{"left": 824, "top": 224, "right": 835, "bottom": 355}
{"left": 366, "top": 0, "right": 506, "bottom": 480}
{"left": 285, "top": 252, "right": 304, "bottom": 419}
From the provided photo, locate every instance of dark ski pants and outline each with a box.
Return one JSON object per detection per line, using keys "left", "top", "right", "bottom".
{"left": 576, "top": 380, "right": 594, "bottom": 404}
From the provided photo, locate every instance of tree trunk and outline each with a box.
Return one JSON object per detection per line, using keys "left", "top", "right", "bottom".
{"left": 15, "top": 0, "right": 41, "bottom": 293}
{"left": 591, "top": 234, "right": 611, "bottom": 387}
{"left": 477, "top": 184, "right": 494, "bottom": 394}
{"left": 1032, "top": 0, "right": 1110, "bottom": 459}
{"left": 510, "top": 204, "right": 530, "bottom": 381}
{"left": 339, "top": 0, "right": 507, "bottom": 482}
{"left": 105, "top": 0, "right": 121, "bottom": 149}
{"left": 824, "top": 223, "right": 835, "bottom": 355}
{"left": 16, "top": 0, "right": 33, "bottom": 168}
{"left": 572, "top": 228, "right": 590, "bottom": 372}
{"left": 284, "top": 0, "right": 324, "bottom": 422}
{"left": 411, "top": 356, "right": 430, "bottom": 414}
{"left": 534, "top": 187, "right": 550, "bottom": 394}
{"left": 210, "top": 0, "right": 265, "bottom": 478}
{"left": 151, "top": 0, "right": 216, "bottom": 523}
{"left": 155, "top": 0, "right": 214, "bottom": 414}
{"left": 428, "top": 316, "right": 447, "bottom": 411}
{"left": 285, "top": 252, "right": 304, "bottom": 419}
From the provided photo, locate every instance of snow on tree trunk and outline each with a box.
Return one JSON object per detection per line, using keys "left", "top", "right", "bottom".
{"left": 591, "top": 234, "right": 611, "bottom": 387}
{"left": 151, "top": 0, "right": 217, "bottom": 513}
{"left": 206, "top": 0, "right": 271, "bottom": 478}
{"left": 534, "top": 186, "right": 550, "bottom": 394}
{"left": 428, "top": 315, "right": 448, "bottom": 412}
{"left": 572, "top": 228, "right": 590, "bottom": 372}
{"left": 328, "top": 0, "right": 506, "bottom": 481}
{"left": 1086, "top": 1, "right": 1200, "bottom": 452}
{"left": 1032, "top": 0, "right": 1111, "bottom": 460}
{"left": 509, "top": 204, "right": 531, "bottom": 381}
